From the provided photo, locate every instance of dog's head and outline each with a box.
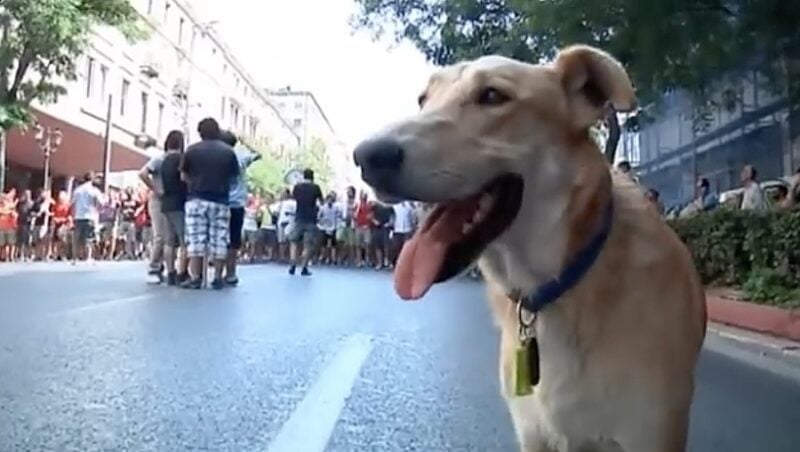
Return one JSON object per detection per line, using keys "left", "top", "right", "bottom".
{"left": 354, "top": 45, "right": 636, "bottom": 299}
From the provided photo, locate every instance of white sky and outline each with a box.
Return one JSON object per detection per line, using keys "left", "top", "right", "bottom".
{"left": 191, "top": 0, "right": 435, "bottom": 148}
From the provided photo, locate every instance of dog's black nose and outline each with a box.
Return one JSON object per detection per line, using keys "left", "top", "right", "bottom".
{"left": 353, "top": 137, "right": 405, "bottom": 173}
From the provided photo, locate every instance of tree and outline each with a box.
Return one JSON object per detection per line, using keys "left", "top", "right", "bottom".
{"left": 294, "top": 137, "right": 333, "bottom": 191}
{"left": 246, "top": 157, "right": 286, "bottom": 196}
{"left": 239, "top": 135, "right": 287, "bottom": 196}
{"left": 352, "top": 0, "right": 800, "bottom": 162}
{"left": 0, "top": 0, "right": 143, "bottom": 189}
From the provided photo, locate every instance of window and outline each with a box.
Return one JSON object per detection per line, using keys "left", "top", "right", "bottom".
{"left": 293, "top": 118, "right": 302, "bottom": 128}
{"left": 147, "top": 0, "right": 154, "bottom": 14}
{"left": 223, "top": 63, "right": 227, "bottom": 76}
{"left": 120, "top": 79, "right": 130, "bottom": 116}
{"left": 99, "top": 65, "right": 108, "bottom": 100}
{"left": 178, "top": 17, "right": 185, "bottom": 45}
{"left": 85, "top": 57, "right": 95, "bottom": 98}
{"left": 140, "top": 92, "right": 149, "bottom": 133}
{"left": 220, "top": 96, "right": 226, "bottom": 119}
{"left": 157, "top": 102, "right": 164, "bottom": 138}
{"left": 294, "top": 101, "right": 303, "bottom": 109}
{"left": 164, "top": 1, "right": 171, "bottom": 23}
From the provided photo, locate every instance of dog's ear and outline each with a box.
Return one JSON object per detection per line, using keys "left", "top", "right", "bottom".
{"left": 553, "top": 45, "right": 637, "bottom": 128}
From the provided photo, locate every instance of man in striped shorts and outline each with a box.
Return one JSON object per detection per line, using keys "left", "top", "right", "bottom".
{"left": 179, "top": 118, "right": 240, "bottom": 290}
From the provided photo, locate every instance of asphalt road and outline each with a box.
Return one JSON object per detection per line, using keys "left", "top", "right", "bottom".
{"left": 1, "top": 262, "right": 799, "bottom": 452}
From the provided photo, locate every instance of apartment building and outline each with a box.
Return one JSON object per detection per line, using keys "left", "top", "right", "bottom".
{"left": 636, "top": 67, "right": 800, "bottom": 209}
{"left": 5, "top": 0, "right": 298, "bottom": 191}
{"left": 268, "top": 88, "right": 355, "bottom": 191}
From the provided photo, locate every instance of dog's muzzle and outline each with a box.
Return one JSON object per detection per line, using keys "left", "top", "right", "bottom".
{"left": 353, "top": 137, "right": 405, "bottom": 193}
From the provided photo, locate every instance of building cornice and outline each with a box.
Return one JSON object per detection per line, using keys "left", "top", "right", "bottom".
{"left": 267, "top": 89, "right": 337, "bottom": 137}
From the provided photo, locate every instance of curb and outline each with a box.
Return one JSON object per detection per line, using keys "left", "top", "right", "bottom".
{"left": 706, "top": 294, "right": 800, "bottom": 342}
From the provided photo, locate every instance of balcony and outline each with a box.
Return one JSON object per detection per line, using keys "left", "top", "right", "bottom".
{"left": 140, "top": 51, "right": 162, "bottom": 79}
{"left": 172, "top": 78, "right": 189, "bottom": 101}
{"left": 134, "top": 133, "right": 157, "bottom": 150}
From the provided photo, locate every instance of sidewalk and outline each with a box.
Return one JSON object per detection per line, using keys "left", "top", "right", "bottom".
{"left": 707, "top": 288, "right": 800, "bottom": 342}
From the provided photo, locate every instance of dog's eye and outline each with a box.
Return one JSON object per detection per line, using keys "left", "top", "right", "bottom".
{"left": 477, "top": 87, "right": 510, "bottom": 106}
{"left": 417, "top": 94, "right": 427, "bottom": 108}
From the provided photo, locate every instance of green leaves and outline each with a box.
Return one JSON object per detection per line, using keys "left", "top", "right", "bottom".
{"left": 351, "top": 0, "right": 800, "bottom": 120}
{"left": 0, "top": 0, "right": 141, "bottom": 129}
{"left": 0, "top": 103, "right": 33, "bottom": 130}
{"left": 246, "top": 157, "right": 285, "bottom": 196}
{"left": 242, "top": 136, "right": 334, "bottom": 196}
{"left": 669, "top": 209, "right": 800, "bottom": 307}
{"left": 295, "top": 137, "right": 334, "bottom": 189}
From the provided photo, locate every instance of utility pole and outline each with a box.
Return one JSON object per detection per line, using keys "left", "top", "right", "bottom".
{"left": 0, "top": 131, "right": 6, "bottom": 191}
{"left": 101, "top": 94, "right": 114, "bottom": 192}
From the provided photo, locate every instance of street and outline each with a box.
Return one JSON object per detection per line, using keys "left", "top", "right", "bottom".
{"left": 1, "top": 263, "right": 799, "bottom": 452}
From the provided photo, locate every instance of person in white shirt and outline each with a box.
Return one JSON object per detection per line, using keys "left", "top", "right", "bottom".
{"left": 258, "top": 193, "right": 278, "bottom": 261}
{"left": 275, "top": 188, "right": 296, "bottom": 262}
{"left": 317, "top": 191, "right": 340, "bottom": 264}
{"left": 241, "top": 194, "right": 260, "bottom": 262}
{"left": 71, "top": 173, "right": 105, "bottom": 263}
{"left": 740, "top": 165, "right": 769, "bottom": 211}
{"left": 391, "top": 201, "right": 416, "bottom": 266}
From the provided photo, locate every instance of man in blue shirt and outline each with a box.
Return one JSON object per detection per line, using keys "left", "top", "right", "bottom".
{"left": 220, "top": 130, "right": 260, "bottom": 286}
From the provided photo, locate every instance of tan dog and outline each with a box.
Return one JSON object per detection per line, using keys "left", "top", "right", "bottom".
{"left": 353, "top": 45, "right": 706, "bottom": 452}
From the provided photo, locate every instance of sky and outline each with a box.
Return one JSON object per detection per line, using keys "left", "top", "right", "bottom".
{"left": 191, "top": 0, "right": 435, "bottom": 149}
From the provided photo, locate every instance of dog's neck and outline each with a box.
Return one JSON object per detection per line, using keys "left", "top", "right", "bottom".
{"left": 480, "top": 148, "right": 613, "bottom": 299}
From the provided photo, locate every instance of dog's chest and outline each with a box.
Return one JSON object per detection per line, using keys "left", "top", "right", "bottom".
{"left": 506, "top": 331, "right": 625, "bottom": 451}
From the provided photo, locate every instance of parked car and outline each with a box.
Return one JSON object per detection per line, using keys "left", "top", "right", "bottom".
{"left": 719, "top": 178, "right": 791, "bottom": 207}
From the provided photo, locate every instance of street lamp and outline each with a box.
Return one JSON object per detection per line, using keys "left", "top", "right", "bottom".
{"left": 34, "top": 123, "right": 63, "bottom": 193}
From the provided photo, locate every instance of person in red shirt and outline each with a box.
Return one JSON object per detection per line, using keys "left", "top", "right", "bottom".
{"left": 0, "top": 189, "right": 18, "bottom": 262}
{"left": 353, "top": 191, "right": 373, "bottom": 267}
{"left": 51, "top": 190, "right": 72, "bottom": 261}
{"left": 134, "top": 189, "right": 151, "bottom": 259}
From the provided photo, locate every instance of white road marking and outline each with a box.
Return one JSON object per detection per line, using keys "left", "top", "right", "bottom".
{"left": 57, "top": 294, "right": 155, "bottom": 315}
{"left": 266, "top": 333, "right": 374, "bottom": 452}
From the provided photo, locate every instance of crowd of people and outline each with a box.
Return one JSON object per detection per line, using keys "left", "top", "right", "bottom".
{"left": 7, "top": 130, "right": 798, "bottom": 285}
{"left": 0, "top": 183, "right": 154, "bottom": 264}
{"left": 0, "top": 116, "right": 449, "bottom": 287}
{"left": 620, "top": 161, "right": 800, "bottom": 218}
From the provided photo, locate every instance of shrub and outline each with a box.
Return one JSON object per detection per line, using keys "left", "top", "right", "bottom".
{"left": 668, "top": 208, "right": 800, "bottom": 306}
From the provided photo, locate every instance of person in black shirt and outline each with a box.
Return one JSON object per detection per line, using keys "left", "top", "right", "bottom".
{"left": 158, "top": 130, "right": 189, "bottom": 285}
{"left": 180, "top": 118, "right": 239, "bottom": 289}
{"left": 370, "top": 202, "right": 394, "bottom": 270}
{"left": 288, "top": 168, "right": 323, "bottom": 276}
{"left": 15, "top": 189, "right": 34, "bottom": 260}
{"left": 30, "top": 189, "right": 52, "bottom": 260}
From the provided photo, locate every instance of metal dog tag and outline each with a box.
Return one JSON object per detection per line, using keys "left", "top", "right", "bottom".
{"left": 513, "top": 342, "right": 534, "bottom": 397}
{"left": 527, "top": 337, "right": 540, "bottom": 387}
{"left": 513, "top": 296, "right": 539, "bottom": 397}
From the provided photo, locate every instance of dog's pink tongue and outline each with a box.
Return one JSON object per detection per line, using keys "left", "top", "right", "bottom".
{"left": 394, "top": 203, "right": 475, "bottom": 300}
{"left": 394, "top": 229, "right": 448, "bottom": 300}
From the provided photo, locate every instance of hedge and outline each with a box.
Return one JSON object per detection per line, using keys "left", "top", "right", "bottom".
{"left": 668, "top": 208, "right": 800, "bottom": 307}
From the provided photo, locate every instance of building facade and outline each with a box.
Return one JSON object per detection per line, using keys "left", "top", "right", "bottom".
{"left": 4, "top": 0, "right": 298, "bottom": 192}
{"left": 636, "top": 68, "right": 800, "bottom": 209}
{"left": 268, "top": 88, "right": 355, "bottom": 191}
